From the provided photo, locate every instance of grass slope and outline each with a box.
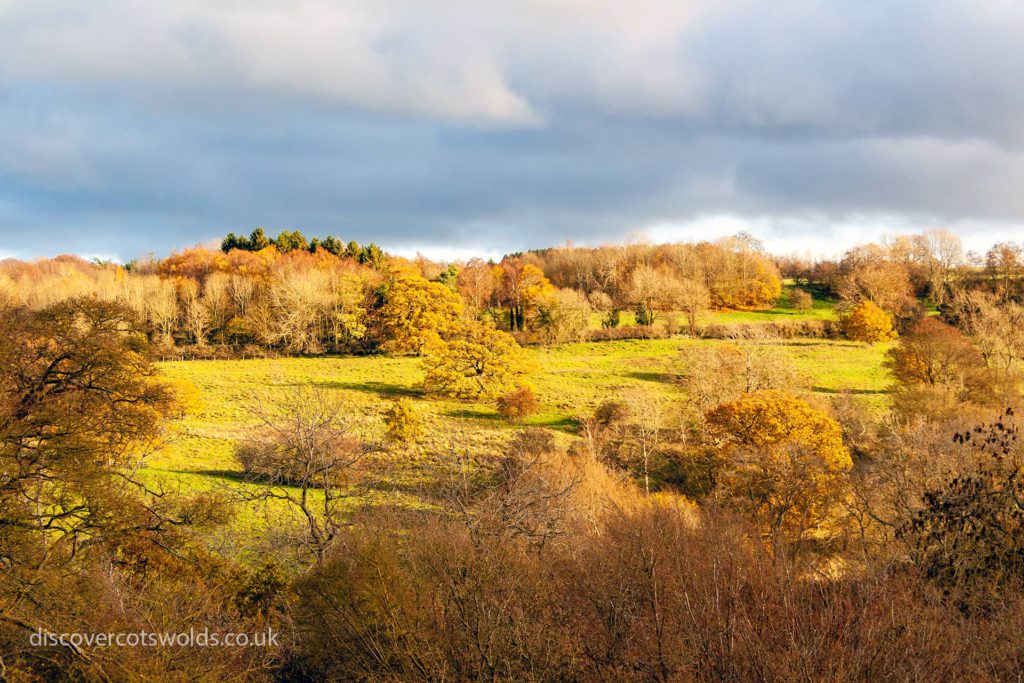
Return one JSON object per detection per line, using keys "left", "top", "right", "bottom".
{"left": 152, "top": 336, "right": 890, "bottom": 493}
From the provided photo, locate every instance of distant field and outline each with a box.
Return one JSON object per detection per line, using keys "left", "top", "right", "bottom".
{"left": 589, "top": 283, "right": 838, "bottom": 330}
{"left": 702, "top": 283, "right": 838, "bottom": 324}
{"left": 151, "top": 334, "right": 890, "bottom": 510}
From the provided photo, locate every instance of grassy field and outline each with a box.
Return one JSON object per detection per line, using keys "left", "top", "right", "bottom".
{"left": 151, "top": 334, "right": 890, "bottom": 496}
{"left": 144, "top": 330, "right": 892, "bottom": 562}
{"left": 594, "top": 283, "right": 839, "bottom": 329}
{"left": 703, "top": 283, "right": 838, "bottom": 324}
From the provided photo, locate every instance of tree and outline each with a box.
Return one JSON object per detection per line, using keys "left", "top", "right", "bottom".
{"left": 319, "top": 235, "right": 345, "bottom": 257}
{"left": 275, "top": 230, "right": 309, "bottom": 253}
{"left": 705, "top": 390, "right": 851, "bottom": 548}
{"left": 628, "top": 265, "right": 666, "bottom": 326}
{"left": 248, "top": 227, "right": 271, "bottom": 251}
{"left": 984, "top": 242, "right": 1022, "bottom": 300}
{"left": 235, "top": 385, "right": 371, "bottom": 564}
{"left": 898, "top": 414, "right": 1024, "bottom": 605}
{"left": 698, "top": 237, "right": 782, "bottom": 308}
{"left": 378, "top": 275, "right": 463, "bottom": 355}
{"left": 587, "top": 290, "right": 619, "bottom": 328}
{"left": 911, "top": 229, "right": 963, "bottom": 306}
{"left": 358, "top": 243, "right": 386, "bottom": 269}
{"left": 261, "top": 263, "right": 368, "bottom": 354}
{"left": 142, "top": 274, "right": 178, "bottom": 345}
{"left": 221, "top": 232, "right": 244, "bottom": 252}
{"left": 457, "top": 258, "right": 497, "bottom": 312}
{"left": 842, "top": 300, "right": 897, "bottom": 343}
{"left": 675, "top": 277, "right": 710, "bottom": 336}
{"left": 676, "top": 330, "right": 803, "bottom": 414}
{"left": 436, "top": 264, "right": 459, "bottom": 292}
{"left": 0, "top": 299, "right": 222, "bottom": 669}
{"left": 203, "top": 270, "right": 232, "bottom": 332}
{"left": 884, "top": 317, "right": 1002, "bottom": 416}
{"left": 422, "top": 322, "right": 531, "bottom": 398}
{"left": 837, "top": 251, "right": 917, "bottom": 319}
{"left": 886, "top": 317, "right": 983, "bottom": 389}
{"left": 179, "top": 278, "right": 210, "bottom": 345}
{"left": 498, "top": 257, "right": 553, "bottom": 331}
{"left": 535, "top": 288, "right": 591, "bottom": 343}
{"left": 623, "top": 390, "right": 666, "bottom": 494}
{"left": 944, "top": 289, "right": 1024, "bottom": 375}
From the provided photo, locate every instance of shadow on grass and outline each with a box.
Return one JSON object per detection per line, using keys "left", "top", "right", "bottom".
{"left": 774, "top": 340, "right": 861, "bottom": 348}
{"left": 531, "top": 415, "right": 579, "bottom": 433}
{"left": 442, "top": 407, "right": 579, "bottom": 434}
{"left": 625, "top": 370, "right": 669, "bottom": 383}
{"left": 170, "top": 468, "right": 401, "bottom": 494}
{"left": 166, "top": 468, "right": 252, "bottom": 484}
{"left": 313, "top": 380, "right": 420, "bottom": 398}
{"left": 811, "top": 386, "right": 889, "bottom": 395}
{"left": 443, "top": 407, "right": 502, "bottom": 421}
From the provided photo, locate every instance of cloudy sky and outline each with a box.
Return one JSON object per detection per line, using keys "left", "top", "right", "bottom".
{"left": 2, "top": 0, "right": 1024, "bottom": 261}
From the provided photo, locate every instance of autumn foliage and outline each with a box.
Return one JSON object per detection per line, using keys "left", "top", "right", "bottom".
{"left": 706, "top": 389, "right": 852, "bottom": 543}
{"left": 496, "top": 385, "right": 540, "bottom": 422}
{"left": 843, "top": 300, "right": 897, "bottom": 342}
{"left": 384, "top": 398, "right": 423, "bottom": 444}
{"left": 422, "top": 321, "right": 531, "bottom": 398}
{"left": 378, "top": 275, "right": 463, "bottom": 355}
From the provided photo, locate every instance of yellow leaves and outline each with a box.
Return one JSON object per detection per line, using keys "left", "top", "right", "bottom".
{"left": 706, "top": 389, "right": 851, "bottom": 542}
{"left": 706, "top": 389, "right": 851, "bottom": 472}
{"left": 422, "top": 321, "right": 532, "bottom": 398}
{"left": 379, "top": 275, "right": 464, "bottom": 355}
{"left": 521, "top": 263, "right": 555, "bottom": 301}
{"left": 842, "top": 300, "right": 897, "bottom": 343}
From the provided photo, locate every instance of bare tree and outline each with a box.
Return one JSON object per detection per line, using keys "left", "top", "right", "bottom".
{"left": 234, "top": 385, "right": 377, "bottom": 564}
{"left": 674, "top": 277, "right": 710, "bottom": 336}
{"left": 676, "top": 328, "right": 804, "bottom": 416}
{"left": 623, "top": 390, "right": 665, "bottom": 494}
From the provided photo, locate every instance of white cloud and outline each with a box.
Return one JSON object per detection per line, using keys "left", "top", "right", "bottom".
{"left": 0, "top": 0, "right": 541, "bottom": 124}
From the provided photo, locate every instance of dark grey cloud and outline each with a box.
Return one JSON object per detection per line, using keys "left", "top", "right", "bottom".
{"left": 1, "top": 0, "right": 1024, "bottom": 260}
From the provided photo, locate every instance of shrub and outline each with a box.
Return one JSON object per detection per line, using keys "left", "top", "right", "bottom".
{"left": 899, "top": 414, "right": 1024, "bottom": 608}
{"left": 843, "top": 300, "right": 897, "bottom": 343}
{"left": 496, "top": 385, "right": 540, "bottom": 423}
{"left": 384, "top": 398, "right": 422, "bottom": 444}
{"left": 233, "top": 562, "right": 288, "bottom": 619}
{"left": 586, "top": 325, "right": 670, "bottom": 342}
{"left": 535, "top": 288, "right": 591, "bottom": 343}
{"left": 702, "top": 320, "right": 840, "bottom": 340}
{"left": 790, "top": 288, "right": 813, "bottom": 311}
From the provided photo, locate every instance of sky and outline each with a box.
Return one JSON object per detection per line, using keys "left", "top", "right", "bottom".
{"left": 2, "top": 0, "right": 1024, "bottom": 262}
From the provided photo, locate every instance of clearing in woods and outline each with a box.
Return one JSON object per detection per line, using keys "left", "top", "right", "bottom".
{"left": 151, "top": 335, "right": 890, "bottom": 529}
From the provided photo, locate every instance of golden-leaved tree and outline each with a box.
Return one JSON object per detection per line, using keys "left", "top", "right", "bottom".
{"left": 378, "top": 275, "right": 463, "bottom": 355}
{"left": 422, "top": 321, "right": 531, "bottom": 398}
{"left": 842, "top": 300, "right": 897, "bottom": 343}
{"left": 705, "top": 389, "right": 851, "bottom": 549}
{"left": 498, "top": 257, "right": 554, "bottom": 331}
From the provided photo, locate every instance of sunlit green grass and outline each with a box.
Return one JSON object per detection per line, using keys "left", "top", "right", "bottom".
{"left": 152, "top": 335, "right": 890, "bottom": 494}
{"left": 586, "top": 283, "right": 838, "bottom": 329}
{"left": 143, "top": 335, "right": 891, "bottom": 563}
{"left": 701, "top": 283, "right": 838, "bottom": 324}
{"left": 142, "top": 282, "right": 887, "bottom": 553}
